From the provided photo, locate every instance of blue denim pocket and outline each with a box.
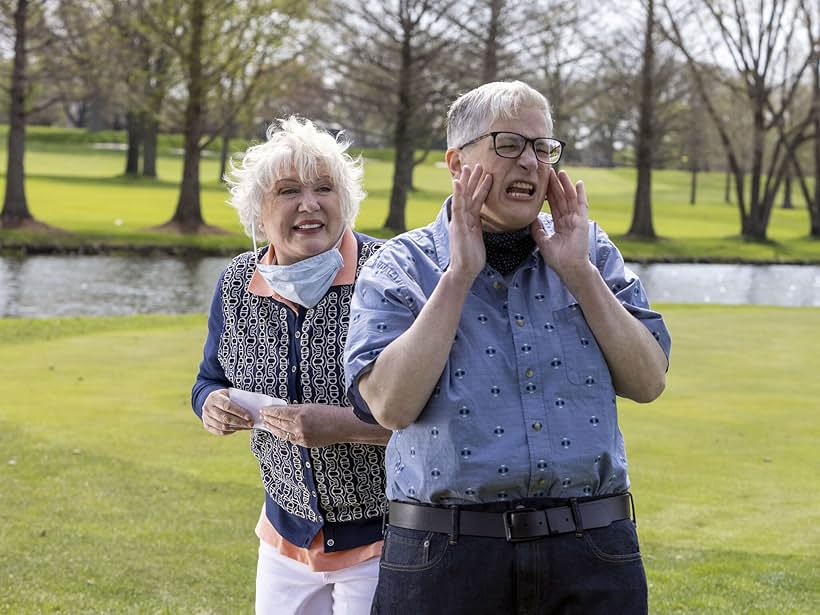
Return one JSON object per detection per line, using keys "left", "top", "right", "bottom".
{"left": 380, "top": 526, "right": 450, "bottom": 571}
{"left": 582, "top": 519, "right": 643, "bottom": 563}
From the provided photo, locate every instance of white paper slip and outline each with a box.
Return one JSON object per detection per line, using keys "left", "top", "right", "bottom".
{"left": 228, "top": 387, "right": 287, "bottom": 430}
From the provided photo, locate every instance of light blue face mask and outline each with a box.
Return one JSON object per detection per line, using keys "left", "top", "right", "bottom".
{"left": 252, "top": 224, "right": 345, "bottom": 308}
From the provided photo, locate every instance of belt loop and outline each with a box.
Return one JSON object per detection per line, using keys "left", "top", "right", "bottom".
{"left": 569, "top": 498, "right": 584, "bottom": 537}
{"left": 382, "top": 507, "right": 389, "bottom": 537}
{"left": 627, "top": 492, "right": 637, "bottom": 526}
{"left": 448, "top": 505, "right": 460, "bottom": 545}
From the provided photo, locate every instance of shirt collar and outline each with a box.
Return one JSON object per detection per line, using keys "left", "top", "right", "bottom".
{"left": 247, "top": 226, "right": 358, "bottom": 305}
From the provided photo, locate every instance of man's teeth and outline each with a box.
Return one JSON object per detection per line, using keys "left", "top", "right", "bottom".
{"left": 508, "top": 181, "right": 535, "bottom": 195}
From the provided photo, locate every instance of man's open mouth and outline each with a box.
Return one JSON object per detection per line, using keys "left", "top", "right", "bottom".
{"left": 506, "top": 181, "right": 535, "bottom": 197}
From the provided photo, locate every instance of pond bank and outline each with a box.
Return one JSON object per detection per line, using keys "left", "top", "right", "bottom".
{"left": 3, "top": 237, "right": 819, "bottom": 264}
{"left": 2, "top": 255, "right": 819, "bottom": 317}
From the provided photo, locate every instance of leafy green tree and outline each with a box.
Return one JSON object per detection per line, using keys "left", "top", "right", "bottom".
{"left": 129, "top": 0, "right": 306, "bottom": 233}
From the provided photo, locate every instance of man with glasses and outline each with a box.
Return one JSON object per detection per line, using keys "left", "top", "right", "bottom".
{"left": 345, "top": 81, "right": 671, "bottom": 614}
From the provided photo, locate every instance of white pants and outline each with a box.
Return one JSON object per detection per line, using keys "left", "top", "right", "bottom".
{"left": 255, "top": 540, "right": 380, "bottom": 615}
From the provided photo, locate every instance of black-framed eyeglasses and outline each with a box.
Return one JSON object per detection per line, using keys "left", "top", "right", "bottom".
{"left": 459, "top": 131, "right": 565, "bottom": 165}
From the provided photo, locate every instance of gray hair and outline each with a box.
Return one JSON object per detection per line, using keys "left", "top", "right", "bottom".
{"left": 225, "top": 116, "right": 366, "bottom": 237}
{"left": 446, "top": 81, "right": 554, "bottom": 149}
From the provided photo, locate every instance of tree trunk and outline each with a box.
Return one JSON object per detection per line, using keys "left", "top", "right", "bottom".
{"left": 387, "top": 142, "right": 413, "bottom": 233}
{"left": 811, "top": 45, "right": 820, "bottom": 238}
{"left": 219, "top": 120, "right": 233, "bottom": 182}
{"left": 724, "top": 167, "right": 731, "bottom": 204}
{"left": 482, "top": 0, "right": 503, "bottom": 82}
{"left": 124, "top": 110, "right": 142, "bottom": 176}
{"left": 781, "top": 163, "right": 793, "bottom": 209}
{"left": 742, "top": 92, "right": 768, "bottom": 240}
{"left": 166, "top": 0, "right": 206, "bottom": 232}
{"left": 87, "top": 94, "right": 105, "bottom": 132}
{"left": 1, "top": 0, "right": 34, "bottom": 229}
{"left": 627, "top": 0, "right": 656, "bottom": 238}
{"left": 142, "top": 114, "right": 158, "bottom": 178}
{"left": 384, "top": 27, "right": 414, "bottom": 233}
{"left": 689, "top": 165, "right": 697, "bottom": 206}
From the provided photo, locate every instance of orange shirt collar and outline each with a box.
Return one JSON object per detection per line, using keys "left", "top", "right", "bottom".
{"left": 247, "top": 227, "right": 357, "bottom": 307}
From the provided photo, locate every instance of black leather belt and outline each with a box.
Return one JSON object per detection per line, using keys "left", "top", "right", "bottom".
{"left": 388, "top": 493, "right": 633, "bottom": 542}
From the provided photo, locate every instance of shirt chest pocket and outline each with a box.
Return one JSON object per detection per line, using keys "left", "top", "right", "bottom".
{"left": 553, "top": 305, "right": 612, "bottom": 386}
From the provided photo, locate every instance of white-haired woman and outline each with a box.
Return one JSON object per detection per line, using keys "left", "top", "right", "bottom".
{"left": 192, "top": 117, "right": 390, "bottom": 615}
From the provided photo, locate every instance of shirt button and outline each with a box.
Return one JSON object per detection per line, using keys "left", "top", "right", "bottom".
{"left": 493, "top": 281, "right": 503, "bottom": 290}
{"left": 326, "top": 539, "right": 335, "bottom": 547}
{"left": 525, "top": 368, "right": 534, "bottom": 378}
{"left": 291, "top": 366, "right": 296, "bottom": 373}
{"left": 531, "top": 422, "right": 542, "bottom": 431}
{"left": 312, "top": 491, "right": 317, "bottom": 498}
{"left": 305, "top": 462, "right": 311, "bottom": 468}
{"left": 538, "top": 478, "right": 546, "bottom": 486}
{"left": 516, "top": 319, "right": 525, "bottom": 327}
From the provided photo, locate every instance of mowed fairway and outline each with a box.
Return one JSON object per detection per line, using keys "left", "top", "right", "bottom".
{"left": 0, "top": 306, "right": 818, "bottom": 613}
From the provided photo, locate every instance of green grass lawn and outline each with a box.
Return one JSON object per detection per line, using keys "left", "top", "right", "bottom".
{"left": 1, "top": 307, "right": 818, "bottom": 613}
{"left": 1, "top": 144, "right": 819, "bottom": 261}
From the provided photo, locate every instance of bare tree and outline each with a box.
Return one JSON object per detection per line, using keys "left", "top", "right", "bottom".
{"left": 787, "top": 1, "right": 819, "bottom": 236}
{"left": 327, "top": 0, "right": 462, "bottom": 233}
{"left": 628, "top": 0, "right": 658, "bottom": 238}
{"left": 130, "top": 0, "right": 306, "bottom": 233}
{"left": 660, "top": 0, "right": 816, "bottom": 240}
{"left": 110, "top": 0, "right": 177, "bottom": 178}
{"left": 448, "top": 0, "right": 543, "bottom": 83}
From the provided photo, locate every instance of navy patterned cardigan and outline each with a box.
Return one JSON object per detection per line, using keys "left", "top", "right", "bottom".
{"left": 192, "top": 232, "right": 386, "bottom": 552}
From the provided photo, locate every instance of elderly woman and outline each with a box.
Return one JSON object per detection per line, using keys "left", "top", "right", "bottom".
{"left": 192, "top": 117, "right": 390, "bottom": 615}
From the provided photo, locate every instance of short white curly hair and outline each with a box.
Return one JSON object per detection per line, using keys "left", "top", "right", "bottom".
{"left": 225, "top": 116, "right": 366, "bottom": 237}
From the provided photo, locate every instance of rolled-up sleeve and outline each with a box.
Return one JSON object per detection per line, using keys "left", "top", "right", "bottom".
{"left": 594, "top": 223, "right": 672, "bottom": 363}
{"left": 344, "top": 248, "right": 426, "bottom": 423}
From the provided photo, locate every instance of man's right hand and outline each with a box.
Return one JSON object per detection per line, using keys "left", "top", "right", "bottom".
{"left": 201, "top": 388, "right": 253, "bottom": 436}
{"left": 448, "top": 164, "right": 492, "bottom": 288}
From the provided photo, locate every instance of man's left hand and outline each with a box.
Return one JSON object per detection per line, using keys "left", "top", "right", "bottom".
{"left": 531, "top": 169, "right": 592, "bottom": 283}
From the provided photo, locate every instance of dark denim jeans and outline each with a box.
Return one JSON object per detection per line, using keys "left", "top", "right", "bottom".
{"left": 370, "top": 518, "right": 647, "bottom": 615}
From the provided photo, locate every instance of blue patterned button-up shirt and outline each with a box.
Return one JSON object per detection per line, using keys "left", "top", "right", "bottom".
{"left": 344, "top": 201, "right": 671, "bottom": 505}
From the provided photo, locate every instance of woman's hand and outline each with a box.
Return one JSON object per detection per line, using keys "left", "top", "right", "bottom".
{"left": 201, "top": 389, "right": 254, "bottom": 435}
{"left": 261, "top": 404, "right": 361, "bottom": 448}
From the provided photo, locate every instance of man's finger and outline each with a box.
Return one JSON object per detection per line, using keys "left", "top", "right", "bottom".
{"left": 576, "top": 180, "right": 589, "bottom": 213}
{"left": 557, "top": 170, "right": 577, "bottom": 204}
{"left": 546, "top": 168, "right": 566, "bottom": 218}
{"left": 474, "top": 171, "right": 493, "bottom": 211}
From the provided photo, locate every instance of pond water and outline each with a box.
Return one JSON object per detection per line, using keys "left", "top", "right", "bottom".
{"left": 0, "top": 255, "right": 818, "bottom": 318}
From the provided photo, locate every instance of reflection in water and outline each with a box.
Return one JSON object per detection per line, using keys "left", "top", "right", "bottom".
{"left": 629, "top": 263, "right": 820, "bottom": 308}
{"left": 0, "top": 255, "right": 230, "bottom": 318}
{"left": 0, "top": 256, "right": 818, "bottom": 317}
